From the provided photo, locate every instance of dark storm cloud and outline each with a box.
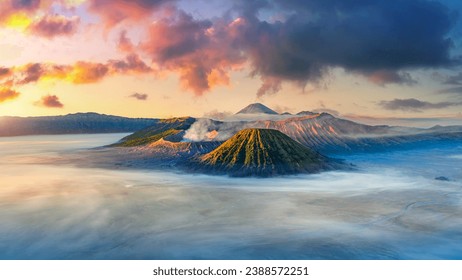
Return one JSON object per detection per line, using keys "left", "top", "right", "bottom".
{"left": 438, "top": 86, "right": 462, "bottom": 94}
{"left": 3, "top": 0, "right": 460, "bottom": 97}
{"left": 123, "top": 0, "right": 459, "bottom": 95}
{"left": 443, "top": 72, "right": 462, "bottom": 85}
{"left": 437, "top": 72, "right": 462, "bottom": 95}
{"left": 129, "top": 93, "right": 148, "bottom": 100}
{"left": 220, "top": 0, "right": 458, "bottom": 95}
{"left": 379, "top": 98, "right": 462, "bottom": 111}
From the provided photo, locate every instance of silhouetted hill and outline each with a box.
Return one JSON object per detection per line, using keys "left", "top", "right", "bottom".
{"left": 296, "top": 111, "right": 317, "bottom": 116}
{"left": 0, "top": 113, "right": 157, "bottom": 137}
{"left": 236, "top": 103, "right": 278, "bottom": 115}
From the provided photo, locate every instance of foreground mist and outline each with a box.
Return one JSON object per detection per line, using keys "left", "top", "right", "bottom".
{"left": 0, "top": 134, "right": 461, "bottom": 259}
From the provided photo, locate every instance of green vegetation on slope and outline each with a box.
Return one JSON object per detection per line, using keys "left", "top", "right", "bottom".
{"left": 111, "top": 117, "right": 195, "bottom": 147}
{"left": 200, "top": 128, "right": 331, "bottom": 176}
{"left": 115, "top": 129, "right": 181, "bottom": 147}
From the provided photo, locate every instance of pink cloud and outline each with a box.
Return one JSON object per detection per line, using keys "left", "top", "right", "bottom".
{"left": 117, "top": 30, "right": 135, "bottom": 53}
{"left": 88, "top": 0, "right": 175, "bottom": 29}
{"left": 140, "top": 10, "right": 245, "bottom": 95}
{"left": 28, "top": 15, "right": 79, "bottom": 38}
{"left": 36, "top": 94, "right": 64, "bottom": 108}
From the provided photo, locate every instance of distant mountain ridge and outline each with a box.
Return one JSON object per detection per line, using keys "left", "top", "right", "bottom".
{"left": 0, "top": 113, "right": 157, "bottom": 137}
{"left": 3, "top": 104, "right": 462, "bottom": 160}
{"left": 296, "top": 111, "right": 317, "bottom": 116}
{"left": 107, "top": 103, "right": 462, "bottom": 157}
{"left": 63, "top": 103, "right": 461, "bottom": 177}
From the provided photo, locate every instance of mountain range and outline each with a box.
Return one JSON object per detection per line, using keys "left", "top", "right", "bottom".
{"left": 2, "top": 104, "right": 461, "bottom": 176}
{"left": 234, "top": 103, "right": 317, "bottom": 116}
{"left": 0, "top": 113, "right": 157, "bottom": 137}
{"left": 103, "top": 103, "right": 461, "bottom": 176}
{"left": 110, "top": 109, "right": 461, "bottom": 155}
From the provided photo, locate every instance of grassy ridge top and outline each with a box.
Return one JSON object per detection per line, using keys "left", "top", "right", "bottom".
{"left": 111, "top": 117, "right": 195, "bottom": 147}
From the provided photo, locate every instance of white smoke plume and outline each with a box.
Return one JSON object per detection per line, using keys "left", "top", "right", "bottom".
{"left": 183, "top": 118, "right": 250, "bottom": 142}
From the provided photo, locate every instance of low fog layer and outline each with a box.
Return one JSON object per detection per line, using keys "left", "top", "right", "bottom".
{"left": 0, "top": 134, "right": 461, "bottom": 259}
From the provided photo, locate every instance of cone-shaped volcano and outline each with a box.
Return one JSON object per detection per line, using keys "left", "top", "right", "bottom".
{"left": 198, "top": 128, "right": 337, "bottom": 176}
{"left": 235, "top": 103, "right": 278, "bottom": 115}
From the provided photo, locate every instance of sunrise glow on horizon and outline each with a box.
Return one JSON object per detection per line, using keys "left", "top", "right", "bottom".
{"left": 0, "top": 0, "right": 462, "bottom": 122}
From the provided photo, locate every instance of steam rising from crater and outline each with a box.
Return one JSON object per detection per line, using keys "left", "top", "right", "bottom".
{"left": 182, "top": 114, "right": 298, "bottom": 142}
{"left": 183, "top": 118, "right": 244, "bottom": 142}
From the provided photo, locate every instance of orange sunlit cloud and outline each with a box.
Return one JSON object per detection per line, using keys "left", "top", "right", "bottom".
{"left": 0, "top": 0, "right": 461, "bottom": 119}
{"left": 0, "top": 1, "right": 81, "bottom": 38}
{"left": 0, "top": 67, "right": 12, "bottom": 79}
{"left": 2, "top": 55, "right": 152, "bottom": 87}
{"left": 4, "top": 12, "right": 33, "bottom": 31}
{"left": 0, "top": 54, "right": 153, "bottom": 112}
{"left": 0, "top": 88, "right": 20, "bottom": 103}
{"left": 2, "top": 12, "right": 79, "bottom": 39}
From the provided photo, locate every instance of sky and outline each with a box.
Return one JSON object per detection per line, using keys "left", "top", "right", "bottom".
{"left": 0, "top": 0, "right": 462, "bottom": 123}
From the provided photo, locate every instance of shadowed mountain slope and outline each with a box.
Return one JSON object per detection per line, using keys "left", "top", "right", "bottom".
{"left": 197, "top": 128, "right": 339, "bottom": 176}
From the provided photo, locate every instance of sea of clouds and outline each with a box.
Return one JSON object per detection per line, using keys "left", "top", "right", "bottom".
{"left": 0, "top": 134, "right": 461, "bottom": 259}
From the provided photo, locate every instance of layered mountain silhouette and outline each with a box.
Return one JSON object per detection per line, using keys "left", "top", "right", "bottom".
{"left": 108, "top": 103, "right": 462, "bottom": 158}
{"left": 3, "top": 103, "right": 461, "bottom": 176}
{"left": 196, "top": 128, "right": 338, "bottom": 176}
{"left": 0, "top": 113, "right": 156, "bottom": 137}
{"left": 235, "top": 103, "right": 278, "bottom": 115}
{"left": 296, "top": 111, "right": 317, "bottom": 116}
{"left": 105, "top": 103, "right": 462, "bottom": 177}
